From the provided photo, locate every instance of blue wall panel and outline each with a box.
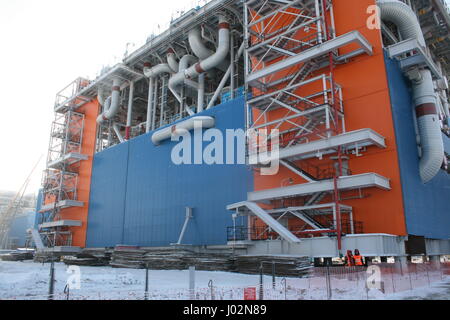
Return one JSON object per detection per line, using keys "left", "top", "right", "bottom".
{"left": 8, "top": 212, "right": 35, "bottom": 246}
{"left": 386, "top": 55, "right": 450, "bottom": 240}
{"left": 87, "top": 98, "right": 253, "bottom": 247}
{"left": 86, "top": 142, "right": 129, "bottom": 247}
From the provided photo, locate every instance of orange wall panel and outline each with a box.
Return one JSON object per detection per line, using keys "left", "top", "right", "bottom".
{"left": 252, "top": 0, "right": 408, "bottom": 236}
{"left": 59, "top": 100, "right": 99, "bottom": 247}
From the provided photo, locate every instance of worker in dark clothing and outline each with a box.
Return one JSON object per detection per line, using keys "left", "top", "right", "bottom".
{"left": 353, "top": 249, "right": 365, "bottom": 266}
{"left": 344, "top": 250, "right": 355, "bottom": 266}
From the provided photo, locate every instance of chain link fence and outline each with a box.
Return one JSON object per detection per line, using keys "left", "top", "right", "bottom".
{"left": 2, "top": 262, "right": 449, "bottom": 300}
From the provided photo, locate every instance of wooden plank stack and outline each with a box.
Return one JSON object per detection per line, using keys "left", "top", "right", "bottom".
{"left": 56, "top": 246, "right": 313, "bottom": 277}
{"left": 62, "top": 248, "right": 113, "bottom": 266}
{"left": 234, "top": 255, "right": 312, "bottom": 277}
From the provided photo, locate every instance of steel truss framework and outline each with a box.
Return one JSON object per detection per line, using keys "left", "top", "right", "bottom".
{"left": 241, "top": 0, "right": 387, "bottom": 251}
{"left": 40, "top": 98, "right": 89, "bottom": 248}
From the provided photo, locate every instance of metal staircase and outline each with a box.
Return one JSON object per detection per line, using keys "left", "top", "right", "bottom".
{"left": 38, "top": 80, "right": 90, "bottom": 252}
{"left": 230, "top": 0, "right": 392, "bottom": 248}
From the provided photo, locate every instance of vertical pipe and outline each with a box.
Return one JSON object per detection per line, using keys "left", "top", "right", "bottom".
{"left": 126, "top": 81, "right": 134, "bottom": 140}
{"left": 244, "top": 1, "right": 251, "bottom": 134}
{"left": 152, "top": 79, "right": 159, "bottom": 131}
{"left": 146, "top": 78, "right": 154, "bottom": 133}
{"left": 198, "top": 73, "right": 205, "bottom": 113}
{"left": 160, "top": 76, "right": 167, "bottom": 127}
{"left": 230, "top": 32, "right": 236, "bottom": 99}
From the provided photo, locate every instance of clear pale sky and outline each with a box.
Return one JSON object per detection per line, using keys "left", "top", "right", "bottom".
{"left": 0, "top": 0, "right": 206, "bottom": 194}
{"left": 0, "top": 0, "right": 449, "bottom": 195}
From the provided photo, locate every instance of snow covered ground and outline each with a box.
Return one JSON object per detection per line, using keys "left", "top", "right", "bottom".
{"left": 0, "top": 261, "right": 448, "bottom": 300}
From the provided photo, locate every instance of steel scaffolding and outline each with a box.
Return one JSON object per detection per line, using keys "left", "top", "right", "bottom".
{"left": 39, "top": 88, "right": 89, "bottom": 249}
{"left": 240, "top": 0, "right": 388, "bottom": 252}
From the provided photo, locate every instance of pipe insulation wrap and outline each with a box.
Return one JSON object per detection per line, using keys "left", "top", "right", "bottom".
{"left": 189, "top": 27, "right": 214, "bottom": 60}
{"left": 377, "top": 0, "right": 426, "bottom": 47}
{"left": 412, "top": 69, "right": 445, "bottom": 183}
{"left": 186, "top": 16, "right": 230, "bottom": 79}
{"left": 378, "top": 0, "right": 444, "bottom": 183}
{"left": 167, "top": 52, "right": 179, "bottom": 73}
{"left": 97, "top": 78, "right": 122, "bottom": 124}
{"left": 151, "top": 116, "right": 215, "bottom": 145}
{"left": 144, "top": 63, "right": 172, "bottom": 78}
{"left": 169, "top": 15, "right": 230, "bottom": 102}
{"left": 188, "top": 27, "right": 229, "bottom": 72}
{"left": 169, "top": 55, "right": 198, "bottom": 103}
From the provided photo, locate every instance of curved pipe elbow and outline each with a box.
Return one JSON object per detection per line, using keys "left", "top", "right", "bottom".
{"left": 167, "top": 52, "right": 179, "bottom": 73}
{"left": 189, "top": 28, "right": 214, "bottom": 60}
{"left": 186, "top": 16, "right": 230, "bottom": 79}
{"left": 144, "top": 63, "right": 172, "bottom": 78}
{"left": 413, "top": 70, "right": 445, "bottom": 183}
{"left": 417, "top": 116, "right": 445, "bottom": 183}
{"left": 379, "top": 1, "right": 445, "bottom": 183}
{"left": 377, "top": 0, "right": 426, "bottom": 47}
{"left": 151, "top": 116, "right": 215, "bottom": 145}
{"left": 97, "top": 78, "right": 122, "bottom": 125}
{"left": 179, "top": 55, "right": 198, "bottom": 72}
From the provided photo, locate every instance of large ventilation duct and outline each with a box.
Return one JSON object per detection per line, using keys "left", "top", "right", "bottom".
{"left": 169, "top": 16, "right": 230, "bottom": 106}
{"left": 97, "top": 78, "right": 122, "bottom": 125}
{"left": 378, "top": 0, "right": 445, "bottom": 183}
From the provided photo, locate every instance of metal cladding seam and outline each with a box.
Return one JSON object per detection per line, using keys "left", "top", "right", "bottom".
{"left": 378, "top": 0, "right": 445, "bottom": 183}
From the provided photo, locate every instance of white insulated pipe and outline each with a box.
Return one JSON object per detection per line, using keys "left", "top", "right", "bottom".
{"left": 185, "top": 16, "right": 230, "bottom": 79}
{"left": 378, "top": 0, "right": 427, "bottom": 48}
{"left": 113, "top": 123, "right": 125, "bottom": 143}
{"left": 97, "top": 78, "right": 122, "bottom": 125}
{"left": 167, "top": 50, "right": 179, "bottom": 73}
{"left": 169, "top": 54, "right": 198, "bottom": 103}
{"left": 143, "top": 62, "right": 173, "bottom": 133}
{"left": 144, "top": 63, "right": 173, "bottom": 78}
{"left": 97, "top": 87, "right": 108, "bottom": 107}
{"left": 151, "top": 116, "right": 215, "bottom": 145}
{"left": 207, "top": 41, "right": 245, "bottom": 110}
{"left": 189, "top": 27, "right": 214, "bottom": 60}
{"left": 378, "top": 0, "right": 445, "bottom": 183}
{"left": 411, "top": 69, "right": 445, "bottom": 183}
{"left": 146, "top": 77, "right": 154, "bottom": 133}
{"left": 189, "top": 26, "right": 229, "bottom": 72}
{"left": 169, "top": 16, "right": 230, "bottom": 106}
{"left": 197, "top": 73, "right": 205, "bottom": 113}
{"left": 126, "top": 81, "right": 134, "bottom": 140}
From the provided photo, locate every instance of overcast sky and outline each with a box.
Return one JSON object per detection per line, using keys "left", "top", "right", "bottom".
{"left": 0, "top": 0, "right": 206, "bottom": 194}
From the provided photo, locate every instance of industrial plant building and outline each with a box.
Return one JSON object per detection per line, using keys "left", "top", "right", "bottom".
{"left": 34, "top": 0, "right": 450, "bottom": 263}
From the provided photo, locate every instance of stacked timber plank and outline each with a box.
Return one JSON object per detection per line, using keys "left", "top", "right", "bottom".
{"left": 110, "top": 247, "right": 234, "bottom": 271}
{"left": 143, "top": 249, "right": 234, "bottom": 272}
{"left": 52, "top": 245, "right": 313, "bottom": 277}
{"left": 62, "top": 248, "right": 113, "bottom": 266}
{"left": 234, "top": 255, "right": 312, "bottom": 277}
{"left": 0, "top": 250, "right": 34, "bottom": 261}
{"left": 110, "top": 247, "right": 148, "bottom": 269}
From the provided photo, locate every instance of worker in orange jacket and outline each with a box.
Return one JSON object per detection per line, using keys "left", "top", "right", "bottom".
{"left": 353, "top": 249, "right": 365, "bottom": 266}
{"left": 344, "top": 250, "right": 355, "bottom": 266}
